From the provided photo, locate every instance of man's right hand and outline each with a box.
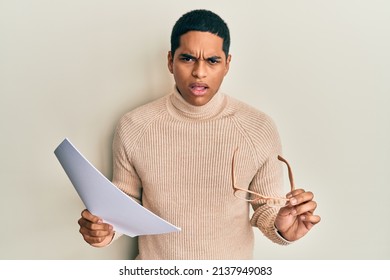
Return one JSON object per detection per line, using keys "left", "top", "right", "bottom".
{"left": 78, "top": 209, "right": 115, "bottom": 247}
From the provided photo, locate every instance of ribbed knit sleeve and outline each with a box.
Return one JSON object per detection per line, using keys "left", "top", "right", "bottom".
{"left": 230, "top": 101, "right": 291, "bottom": 245}
{"left": 249, "top": 149, "right": 291, "bottom": 245}
{"left": 112, "top": 97, "right": 168, "bottom": 204}
{"left": 112, "top": 125, "right": 142, "bottom": 204}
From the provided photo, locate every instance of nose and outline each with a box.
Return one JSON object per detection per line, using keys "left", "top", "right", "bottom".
{"left": 192, "top": 60, "right": 207, "bottom": 79}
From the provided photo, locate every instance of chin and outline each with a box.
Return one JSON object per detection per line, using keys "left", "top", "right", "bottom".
{"left": 192, "top": 97, "right": 212, "bottom": 106}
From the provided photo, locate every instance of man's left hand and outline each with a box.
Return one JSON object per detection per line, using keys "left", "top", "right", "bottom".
{"left": 274, "top": 189, "right": 321, "bottom": 241}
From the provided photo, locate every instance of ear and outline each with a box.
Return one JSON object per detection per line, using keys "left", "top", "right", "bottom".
{"left": 224, "top": 54, "right": 232, "bottom": 76}
{"left": 167, "top": 51, "right": 174, "bottom": 74}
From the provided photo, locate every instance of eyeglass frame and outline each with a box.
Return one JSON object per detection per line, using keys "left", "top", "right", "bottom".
{"left": 231, "top": 148, "right": 296, "bottom": 207}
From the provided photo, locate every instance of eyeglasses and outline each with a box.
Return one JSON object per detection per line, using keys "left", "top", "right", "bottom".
{"left": 232, "top": 148, "right": 296, "bottom": 207}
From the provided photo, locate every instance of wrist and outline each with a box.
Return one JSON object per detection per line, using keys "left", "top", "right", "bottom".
{"left": 274, "top": 224, "right": 291, "bottom": 242}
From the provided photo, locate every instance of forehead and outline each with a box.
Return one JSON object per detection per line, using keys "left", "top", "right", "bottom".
{"left": 177, "top": 31, "right": 224, "bottom": 56}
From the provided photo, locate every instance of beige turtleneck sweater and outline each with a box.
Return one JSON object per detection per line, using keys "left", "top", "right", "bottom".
{"left": 111, "top": 88, "right": 290, "bottom": 259}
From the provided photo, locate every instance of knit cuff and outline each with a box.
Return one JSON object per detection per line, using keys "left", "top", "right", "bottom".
{"left": 251, "top": 206, "right": 292, "bottom": 246}
{"left": 273, "top": 224, "right": 294, "bottom": 245}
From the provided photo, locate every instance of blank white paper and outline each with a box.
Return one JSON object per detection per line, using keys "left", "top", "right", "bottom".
{"left": 54, "top": 138, "right": 181, "bottom": 237}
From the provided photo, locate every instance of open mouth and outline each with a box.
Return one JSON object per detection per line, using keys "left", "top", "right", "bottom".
{"left": 189, "top": 83, "right": 209, "bottom": 96}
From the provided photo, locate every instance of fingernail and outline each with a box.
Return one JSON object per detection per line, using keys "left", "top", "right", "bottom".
{"left": 290, "top": 198, "right": 297, "bottom": 205}
{"left": 300, "top": 215, "right": 306, "bottom": 221}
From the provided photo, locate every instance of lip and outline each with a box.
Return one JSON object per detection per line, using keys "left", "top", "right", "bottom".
{"left": 189, "top": 83, "right": 209, "bottom": 96}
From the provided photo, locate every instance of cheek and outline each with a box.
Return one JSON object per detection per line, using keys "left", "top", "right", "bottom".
{"left": 211, "top": 69, "right": 227, "bottom": 83}
{"left": 173, "top": 65, "right": 189, "bottom": 80}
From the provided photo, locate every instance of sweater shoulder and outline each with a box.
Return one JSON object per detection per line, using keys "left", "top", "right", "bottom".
{"left": 115, "top": 95, "right": 168, "bottom": 144}
{"left": 227, "top": 96, "right": 282, "bottom": 159}
{"left": 227, "top": 96, "right": 279, "bottom": 134}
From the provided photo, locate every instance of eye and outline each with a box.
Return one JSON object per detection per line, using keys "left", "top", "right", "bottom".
{"left": 179, "top": 55, "right": 196, "bottom": 63}
{"left": 180, "top": 57, "right": 193, "bottom": 62}
{"left": 207, "top": 58, "right": 221, "bottom": 64}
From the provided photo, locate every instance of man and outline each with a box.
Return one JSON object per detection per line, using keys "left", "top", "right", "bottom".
{"left": 78, "top": 9, "right": 320, "bottom": 259}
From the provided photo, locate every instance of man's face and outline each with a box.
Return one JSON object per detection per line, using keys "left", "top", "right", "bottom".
{"left": 168, "top": 31, "right": 231, "bottom": 106}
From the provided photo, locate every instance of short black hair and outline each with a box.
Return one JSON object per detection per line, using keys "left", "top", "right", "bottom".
{"left": 170, "top": 9, "right": 230, "bottom": 58}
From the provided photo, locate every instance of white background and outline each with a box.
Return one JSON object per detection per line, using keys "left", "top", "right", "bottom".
{"left": 1, "top": 0, "right": 389, "bottom": 259}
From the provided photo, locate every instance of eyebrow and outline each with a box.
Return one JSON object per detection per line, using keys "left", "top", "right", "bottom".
{"left": 179, "top": 53, "right": 222, "bottom": 61}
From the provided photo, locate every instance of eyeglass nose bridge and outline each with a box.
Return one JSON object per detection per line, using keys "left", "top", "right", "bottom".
{"left": 233, "top": 186, "right": 290, "bottom": 207}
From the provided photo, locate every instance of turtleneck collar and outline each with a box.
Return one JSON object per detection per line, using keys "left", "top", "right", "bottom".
{"left": 168, "top": 86, "right": 226, "bottom": 121}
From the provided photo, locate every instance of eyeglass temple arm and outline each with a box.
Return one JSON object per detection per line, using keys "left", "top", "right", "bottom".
{"left": 277, "top": 155, "right": 295, "bottom": 191}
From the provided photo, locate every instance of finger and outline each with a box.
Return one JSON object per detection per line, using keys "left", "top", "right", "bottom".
{"left": 288, "top": 191, "right": 314, "bottom": 206}
{"left": 286, "top": 188, "right": 305, "bottom": 199}
{"left": 79, "top": 224, "right": 113, "bottom": 238}
{"left": 78, "top": 217, "right": 113, "bottom": 232}
{"left": 81, "top": 209, "right": 102, "bottom": 223}
{"left": 78, "top": 222, "right": 114, "bottom": 246}
{"left": 277, "top": 199, "right": 317, "bottom": 218}
{"left": 277, "top": 204, "right": 296, "bottom": 217}
{"left": 300, "top": 213, "right": 321, "bottom": 225}
{"left": 294, "top": 200, "right": 318, "bottom": 216}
